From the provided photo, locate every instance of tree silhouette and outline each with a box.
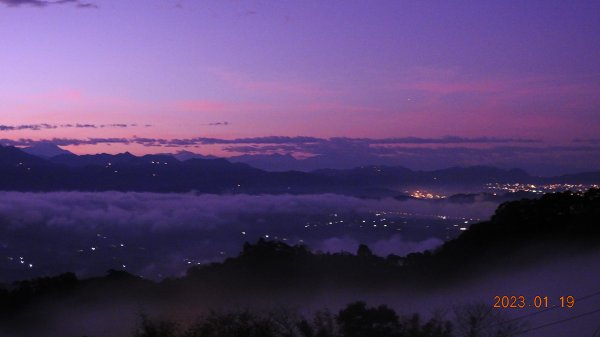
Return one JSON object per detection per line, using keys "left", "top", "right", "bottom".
{"left": 337, "top": 301, "right": 401, "bottom": 337}
{"left": 357, "top": 244, "right": 374, "bottom": 258}
{"left": 134, "top": 314, "right": 180, "bottom": 337}
{"left": 453, "top": 302, "right": 526, "bottom": 337}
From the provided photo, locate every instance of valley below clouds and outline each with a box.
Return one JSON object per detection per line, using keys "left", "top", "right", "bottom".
{"left": 0, "top": 192, "right": 498, "bottom": 283}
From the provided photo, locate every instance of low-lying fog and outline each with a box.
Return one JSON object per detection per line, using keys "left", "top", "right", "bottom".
{"left": 0, "top": 192, "right": 499, "bottom": 283}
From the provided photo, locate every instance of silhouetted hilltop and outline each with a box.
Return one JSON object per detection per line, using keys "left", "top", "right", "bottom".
{"left": 178, "top": 240, "right": 404, "bottom": 292}
{"left": 403, "top": 189, "right": 600, "bottom": 277}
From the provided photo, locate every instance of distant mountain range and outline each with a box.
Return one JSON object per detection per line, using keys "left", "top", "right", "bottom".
{"left": 1, "top": 144, "right": 598, "bottom": 194}
{"left": 169, "top": 149, "right": 597, "bottom": 176}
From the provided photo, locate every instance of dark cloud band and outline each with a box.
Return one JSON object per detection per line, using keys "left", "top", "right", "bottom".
{"left": 0, "top": 123, "right": 141, "bottom": 131}
{"left": 206, "top": 121, "right": 230, "bottom": 126}
{"left": 0, "top": 0, "right": 97, "bottom": 8}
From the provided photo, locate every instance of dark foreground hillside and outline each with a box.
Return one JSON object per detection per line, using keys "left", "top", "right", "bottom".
{"left": 131, "top": 301, "right": 523, "bottom": 337}
{"left": 1, "top": 189, "right": 599, "bottom": 337}
{"left": 402, "top": 188, "right": 600, "bottom": 278}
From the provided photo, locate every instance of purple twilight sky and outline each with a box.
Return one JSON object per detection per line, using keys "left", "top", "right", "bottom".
{"left": 1, "top": 0, "right": 599, "bottom": 173}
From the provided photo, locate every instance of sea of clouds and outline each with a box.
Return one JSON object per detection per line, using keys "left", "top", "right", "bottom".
{"left": 0, "top": 192, "right": 498, "bottom": 283}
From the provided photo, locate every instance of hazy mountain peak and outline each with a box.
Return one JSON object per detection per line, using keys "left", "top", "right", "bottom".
{"left": 21, "top": 142, "right": 73, "bottom": 159}
{"left": 173, "top": 150, "right": 216, "bottom": 161}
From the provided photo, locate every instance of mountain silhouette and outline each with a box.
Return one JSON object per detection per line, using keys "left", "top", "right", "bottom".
{"left": 1, "top": 144, "right": 598, "bottom": 194}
